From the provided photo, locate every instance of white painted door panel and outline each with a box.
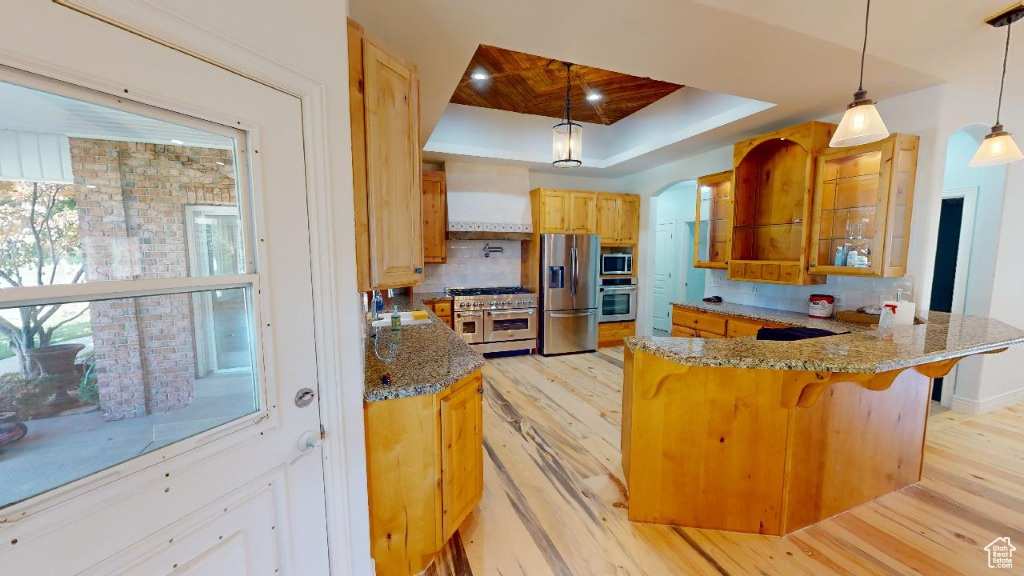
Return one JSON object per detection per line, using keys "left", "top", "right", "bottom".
{"left": 0, "top": 2, "right": 330, "bottom": 574}
{"left": 652, "top": 221, "right": 675, "bottom": 332}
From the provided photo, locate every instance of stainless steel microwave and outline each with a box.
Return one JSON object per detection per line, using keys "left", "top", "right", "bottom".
{"left": 600, "top": 252, "right": 633, "bottom": 275}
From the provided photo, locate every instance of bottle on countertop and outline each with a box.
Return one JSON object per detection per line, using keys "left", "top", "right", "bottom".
{"left": 390, "top": 304, "right": 402, "bottom": 332}
{"left": 372, "top": 290, "right": 384, "bottom": 319}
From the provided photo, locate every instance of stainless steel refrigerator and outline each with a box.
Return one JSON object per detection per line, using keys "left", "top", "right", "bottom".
{"left": 539, "top": 233, "right": 600, "bottom": 355}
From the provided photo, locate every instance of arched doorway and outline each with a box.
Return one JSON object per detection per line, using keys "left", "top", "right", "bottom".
{"left": 931, "top": 124, "right": 1009, "bottom": 406}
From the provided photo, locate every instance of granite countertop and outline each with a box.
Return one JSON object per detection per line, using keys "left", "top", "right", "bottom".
{"left": 414, "top": 291, "right": 452, "bottom": 304}
{"left": 670, "top": 300, "right": 872, "bottom": 333}
{"left": 630, "top": 307, "right": 1024, "bottom": 374}
{"left": 363, "top": 293, "right": 483, "bottom": 402}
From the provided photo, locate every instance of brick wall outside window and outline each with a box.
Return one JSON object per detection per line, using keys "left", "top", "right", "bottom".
{"left": 69, "top": 139, "right": 237, "bottom": 421}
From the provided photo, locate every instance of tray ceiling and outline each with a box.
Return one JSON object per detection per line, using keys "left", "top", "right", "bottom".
{"left": 450, "top": 45, "right": 683, "bottom": 126}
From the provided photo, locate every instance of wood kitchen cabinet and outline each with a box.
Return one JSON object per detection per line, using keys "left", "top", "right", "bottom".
{"left": 694, "top": 171, "right": 733, "bottom": 269}
{"left": 536, "top": 189, "right": 571, "bottom": 233}
{"left": 364, "top": 369, "right": 483, "bottom": 576}
{"left": 670, "top": 305, "right": 786, "bottom": 338}
{"left": 422, "top": 171, "right": 448, "bottom": 264}
{"left": 349, "top": 18, "right": 423, "bottom": 291}
{"left": 597, "top": 194, "right": 641, "bottom": 245}
{"left": 729, "top": 121, "right": 834, "bottom": 285}
{"left": 809, "top": 134, "right": 919, "bottom": 277}
{"left": 599, "top": 320, "right": 636, "bottom": 347}
{"left": 440, "top": 371, "right": 484, "bottom": 542}
{"left": 533, "top": 189, "right": 597, "bottom": 234}
{"left": 569, "top": 191, "right": 597, "bottom": 233}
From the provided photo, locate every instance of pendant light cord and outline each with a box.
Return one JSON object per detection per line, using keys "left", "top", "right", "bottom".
{"left": 996, "top": 22, "right": 1012, "bottom": 125}
{"left": 858, "top": 0, "right": 871, "bottom": 92}
{"left": 564, "top": 62, "right": 572, "bottom": 123}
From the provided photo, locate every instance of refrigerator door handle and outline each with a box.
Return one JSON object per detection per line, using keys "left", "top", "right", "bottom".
{"left": 549, "top": 310, "right": 596, "bottom": 319}
{"left": 570, "top": 246, "right": 579, "bottom": 297}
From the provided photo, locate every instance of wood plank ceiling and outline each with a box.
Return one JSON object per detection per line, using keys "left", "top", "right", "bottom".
{"left": 449, "top": 45, "right": 684, "bottom": 126}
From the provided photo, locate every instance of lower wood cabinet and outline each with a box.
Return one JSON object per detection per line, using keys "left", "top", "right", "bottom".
{"left": 599, "top": 321, "right": 635, "bottom": 347}
{"left": 364, "top": 370, "right": 483, "bottom": 576}
{"left": 425, "top": 300, "right": 452, "bottom": 327}
{"left": 670, "top": 305, "right": 787, "bottom": 339}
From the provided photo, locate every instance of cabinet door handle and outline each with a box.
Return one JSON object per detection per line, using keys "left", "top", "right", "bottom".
{"left": 477, "top": 387, "right": 484, "bottom": 395}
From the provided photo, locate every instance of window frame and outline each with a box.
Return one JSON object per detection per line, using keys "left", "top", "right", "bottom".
{"left": 0, "top": 63, "right": 277, "bottom": 512}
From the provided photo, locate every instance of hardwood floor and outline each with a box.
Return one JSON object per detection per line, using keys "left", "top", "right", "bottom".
{"left": 426, "top": 348, "right": 1024, "bottom": 576}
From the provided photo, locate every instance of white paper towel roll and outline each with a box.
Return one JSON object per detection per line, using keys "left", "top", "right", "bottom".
{"left": 883, "top": 300, "right": 916, "bottom": 326}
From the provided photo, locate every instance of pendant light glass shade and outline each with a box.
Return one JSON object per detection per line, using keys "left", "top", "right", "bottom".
{"left": 831, "top": 93, "right": 890, "bottom": 147}
{"left": 970, "top": 125, "right": 1024, "bottom": 167}
{"left": 973, "top": 7, "right": 1023, "bottom": 167}
{"left": 552, "top": 121, "right": 582, "bottom": 168}
{"left": 831, "top": 0, "right": 889, "bottom": 147}
{"left": 552, "top": 62, "right": 583, "bottom": 168}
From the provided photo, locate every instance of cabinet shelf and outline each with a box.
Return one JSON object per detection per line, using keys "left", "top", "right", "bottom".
{"left": 809, "top": 134, "right": 919, "bottom": 277}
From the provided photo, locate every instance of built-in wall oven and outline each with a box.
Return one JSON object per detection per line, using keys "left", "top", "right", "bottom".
{"left": 599, "top": 277, "right": 637, "bottom": 322}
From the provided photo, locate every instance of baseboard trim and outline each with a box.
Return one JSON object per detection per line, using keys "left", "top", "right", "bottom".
{"left": 951, "top": 387, "right": 1024, "bottom": 415}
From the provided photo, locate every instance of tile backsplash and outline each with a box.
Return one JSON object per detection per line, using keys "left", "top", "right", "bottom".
{"left": 702, "top": 270, "right": 917, "bottom": 314}
{"left": 419, "top": 240, "right": 522, "bottom": 292}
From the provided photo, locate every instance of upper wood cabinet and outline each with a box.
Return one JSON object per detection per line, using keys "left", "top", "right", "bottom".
{"left": 568, "top": 191, "right": 597, "bottom": 233}
{"left": 422, "top": 171, "right": 447, "bottom": 264}
{"left": 728, "top": 121, "right": 834, "bottom": 285}
{"left": 440, "top": 371, "right": 484, "bottom": 541}
{"left": 538, "top": 189, "right": 571, "bottom": 233}
{"left": 809, "top": 134, "right": 919, "bottom": 278}
{"left": 596, "top": 193, "right": 641, "bottom": 245}
{"left": 693, "top": 171, "right": 733, "bottom": 269}
{"left": 348, "top": 19, "right": 423, "bottom": 291}
{"left": 534, "top": 189, "right": 597, "bottom": 234}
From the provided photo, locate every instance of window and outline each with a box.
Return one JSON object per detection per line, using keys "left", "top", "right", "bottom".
{"left": 0, "top": 77, "right": 261, "bottom": 509}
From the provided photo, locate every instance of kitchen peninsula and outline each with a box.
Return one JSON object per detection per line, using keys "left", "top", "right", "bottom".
{"left": 621, "top": 310, "right": 1024, "bottom": 535}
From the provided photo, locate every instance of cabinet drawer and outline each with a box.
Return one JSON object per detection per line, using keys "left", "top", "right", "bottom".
{"left": 761, "top": 264, "right": 780, "bottom": 282}
{"left": 727, "top": 318, "right": 765, "bottom": 338}
{"left": 780, "top": 264, "right": 801, "bottom": 283}
{"left": 743, "top": 263, "right": 762, "bottom": 280}
{"left": 671, "top": 326, "right": 699, "bottom": 337}
{"left": 672, "top": 308, "right": 727, "bottom": 336}
{"left": 698, "top": 330, "right": 726, "bottom": 339}
{"left": 431, "top": 301, "right": 451, "bottom": 316}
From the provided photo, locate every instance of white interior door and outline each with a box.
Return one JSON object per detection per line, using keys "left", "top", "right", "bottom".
{"left": 652, "top": 221, "right": 675, "bottom": 332}
{"left": 0, "top": 3, "right": 330, "bottom": 574}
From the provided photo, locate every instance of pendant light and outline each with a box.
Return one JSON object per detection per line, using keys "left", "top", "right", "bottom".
{"left": 971, "top": 5, "right": 1024, "bottom": 167}
{"left": 830, "top": 0, "right": 890, "bottom": 147}
{"left": 552, "top": 62, "right": 583, "bottom": 168}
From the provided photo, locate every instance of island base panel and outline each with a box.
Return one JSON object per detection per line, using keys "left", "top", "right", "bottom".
{"left": 623, "top": 349, "right": 932, "bottom": 535}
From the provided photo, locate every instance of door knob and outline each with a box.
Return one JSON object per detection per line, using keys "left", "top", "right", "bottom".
{"left": 297, "top": 431, "right": 321, "bottom": 452}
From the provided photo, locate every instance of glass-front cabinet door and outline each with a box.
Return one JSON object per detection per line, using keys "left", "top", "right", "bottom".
{"left": 693, "top": 170, "right": 733, "bottom": 269}
{"left": 809, "top": 134, "right": 919, "bottom": 277}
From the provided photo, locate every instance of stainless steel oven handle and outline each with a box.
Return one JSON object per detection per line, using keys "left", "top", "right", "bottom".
{"left": 456, "top": 311, "right": 483, "bottom": 317}
{"left": 485, "top": 309, "right": 535, "bottom": 315}
{"left": 549, "top": 310, "right": 595, "bottom": 318}
{"left": 600, "top": 286, "right": 638, "bottom": 292}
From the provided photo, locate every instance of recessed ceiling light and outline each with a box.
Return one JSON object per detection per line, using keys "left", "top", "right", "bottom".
{"left": 215, "top": 161, "right": 226, "bottom": 166}
{"left": 586, "top": 93, "right": 602, "bottom": 102}
{"left": 471, "top": 72, "right": 489, "bottom": 81}
{"left": 170, "top": 139, "right": 184, "bottom": 145}
{"left": 86, "top": 185, "right": 97, "bottom": 189}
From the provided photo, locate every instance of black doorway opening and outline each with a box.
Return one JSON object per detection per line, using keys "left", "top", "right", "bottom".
{"left": 929, "top": 197, "right": 965, "bottom": 402}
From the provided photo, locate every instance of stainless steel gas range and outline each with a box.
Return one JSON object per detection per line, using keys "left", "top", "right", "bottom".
{"left": 448, "top": 287, "right": 538, "bottom": 354}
